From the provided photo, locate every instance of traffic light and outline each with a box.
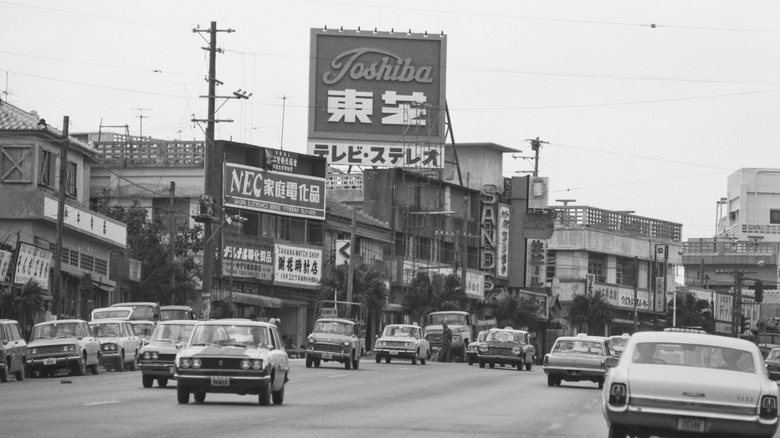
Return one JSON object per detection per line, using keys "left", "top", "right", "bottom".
{"left": 740, "top": 314, "right": 751, "bottom": 333}
{"left": 755, "top": 281, "right": 764, "bottom": 303}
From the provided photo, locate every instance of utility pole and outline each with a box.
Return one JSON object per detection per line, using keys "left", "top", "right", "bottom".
{"left": 527, "top": 137, "right": 548, "bottom": 177}
{"left": 633, "top": 256, "right": 639, "bottom": 333}
{"left": 346, "top": 207, "right": 356, "bottom": 306}
{"left": 192, "top": 21, "right": 235, "bottom": 320}
{"left": 133, "top": 108, "right": 152, "bottom": 139}
{"left": 168, "top": 181, "right": 176, "bottom": 303}
{"left": 51, "top": 116, "right": 69, "bottom": 317}
{"left": 280, "top": 95, "right": 287, "bottom": 151}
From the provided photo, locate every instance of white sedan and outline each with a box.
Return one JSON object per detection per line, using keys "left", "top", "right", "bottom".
{"left": 602, "top": 331, "right": 779, "bottom": 438}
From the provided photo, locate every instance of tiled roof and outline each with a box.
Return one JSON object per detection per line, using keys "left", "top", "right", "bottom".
{"left": 0, "top": 100, "right": 94, "bottom": 153}
{"left": 326, "top": 198, "right": 390, "bottom": 229}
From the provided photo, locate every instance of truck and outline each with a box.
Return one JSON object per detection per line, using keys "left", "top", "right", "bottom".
{"left": 424, "top": 310, "right": 474, "bottom": 362}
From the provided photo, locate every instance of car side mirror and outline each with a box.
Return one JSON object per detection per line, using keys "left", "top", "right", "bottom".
{"left": 604, "top": 356, "right": 620, "bottom": 368}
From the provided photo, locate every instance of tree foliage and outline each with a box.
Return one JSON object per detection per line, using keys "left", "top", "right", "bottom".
{"left": 0, "top": 279, "right": 48, "bottom": 339}
{"left": 319, "top": 263, "right": 388, "bottom": 317}
{"left": 568, "top": 291, "right": 614, "bottom": 335}
{"left": 487, "top": 291, "right": 541, "bottom": 330}
{"left": 666, "top": 292, "right": 715, "bottom": 332}
{"left": 402, "top": 272, "right": 468, "bottom": 321}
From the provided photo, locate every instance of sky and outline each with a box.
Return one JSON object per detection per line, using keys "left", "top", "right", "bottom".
{"left": 2, "top": 0, "right": 779, "bottom": 241}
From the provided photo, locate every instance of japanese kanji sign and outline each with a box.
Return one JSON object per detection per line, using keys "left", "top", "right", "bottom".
{"left": 221, "top": 232, "right": 273, "bottom": 281}
{"left": 273, "top": 243, "right": 322, "bottom": 288}
{"left": 223, "top": 162, "right": 326, "bottom": 220}
{"left": 13, "top": 242, "right": 52, "bottom": 290}
{"left": 308, "top": 28, "right": 447, "bottom": 167}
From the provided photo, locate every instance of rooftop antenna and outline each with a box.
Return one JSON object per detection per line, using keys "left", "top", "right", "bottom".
{"left": 133, "top": 108, "right": 153, "bottom": 139}
{"left": 279, "top": 95, "right": 288, "bottom": 150}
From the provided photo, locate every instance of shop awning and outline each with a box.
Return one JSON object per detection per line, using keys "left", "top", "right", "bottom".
{"left": 211, "top": 289, "right": 282, "bottom": 308}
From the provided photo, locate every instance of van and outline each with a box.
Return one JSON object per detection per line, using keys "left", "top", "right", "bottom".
{"left": 111, "top": 302, "right": 161, "bottom": 323}
{"left": 91, "top": 306, "right": 134, "bottom": 321}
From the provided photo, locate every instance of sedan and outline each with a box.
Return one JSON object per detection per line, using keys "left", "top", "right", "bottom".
{"left": 27, "top": 319, "right": 100, "bottom": 377}
{"left": 765, "top": 347, "right": 780, "bottom": 381}
{"left": 373, "top": 324, "right": 430, "bottom": 365}
{"left": 543, "top": 334, "right": 614, "bottom": 389}
{"left": 174, "top": 320, "right": 289, "bottom": 405}
{"left": 603, "top": 331, "right": 779, "bottom": 438}
{"left": 139, "top": 320, "right": 197, "bottom": 388}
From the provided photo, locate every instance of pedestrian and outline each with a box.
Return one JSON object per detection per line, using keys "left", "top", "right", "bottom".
{"left": 439, "top": 321, "right": 453, "bottom": 362}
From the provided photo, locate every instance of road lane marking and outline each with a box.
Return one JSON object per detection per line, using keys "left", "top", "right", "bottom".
{"left": 329, "top": 374, "right": 346, "bottom": 378}
{"left": 84, "top": 401, "right": 120, "bottom": 406}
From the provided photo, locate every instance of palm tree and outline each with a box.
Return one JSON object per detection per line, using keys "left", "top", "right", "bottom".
{"left": 402, "top": 272, "right": 467, "bottom": 322}
{"left": 487, "top": 290, "right": 541, "bottom": 330}
{"left": 567, "top": 291, "right": 614, "bottom": 336}
{"left": 666, "top": 292, "right": 715, "bottom": 332}
{"left": 0, "top": 279, "right": 48, "bottom": 339}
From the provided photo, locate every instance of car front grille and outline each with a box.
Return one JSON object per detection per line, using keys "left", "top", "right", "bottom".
{"left": 32, "top": 346, "right": 71, "bottom": 356}
{"left": 487, "top": 347, "right": 515, "bottom": 356}
{"left": 312, "top": 343, "right": 345, "bottom": 353}
{"left": 197, "top": 358, "right": 245, "bottom": 369}
{"left": 382, "top": 341, "right": 410, "bottom": 348}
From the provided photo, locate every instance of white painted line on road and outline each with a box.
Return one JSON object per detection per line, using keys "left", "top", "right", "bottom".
{"left": 84, "top": 401, "right": 120, "bottom": 406}
{"left": 329, "top": 374, "right": 346, "bottom": 378}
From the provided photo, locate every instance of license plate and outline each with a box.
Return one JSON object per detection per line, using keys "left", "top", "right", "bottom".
{"left": 168, "top": 366, "right": 175, "bottom": 375}
{"left": 390, "top": 350, "right": 399, "bottom": 355}
{"left": 676, "top": 417, "right": 706, "bottom": 433}
{"left": 567, "top": 370, "right": 581, "bottom": 376}
{"left": 43, "top": 358, "right": 56, "bottom": 366}
{"left": 211, "top": 376, "right": 229, "bottom": 386}
{"left": 321, "top": 353, "right": 332, "bottom": 360}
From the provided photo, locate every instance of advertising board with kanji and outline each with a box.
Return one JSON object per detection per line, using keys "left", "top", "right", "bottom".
{"left": 222, "top": 232, "right": 273, "bottom": 281}
{"left": 307, "top": 28, "right": 447, "bottom": 167}
{"left": 273, "top": 243, "right": 322, "bottom": 288}
{"left": 13, "top": 242, "right": 52, "bottom": 290}
{"left": 223, "top": 162, "right": 326, "bottom": 220}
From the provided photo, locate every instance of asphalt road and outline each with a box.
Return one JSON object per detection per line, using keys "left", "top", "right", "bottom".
{"left": 0, "top": 357, "right": 691, "bottom": 438}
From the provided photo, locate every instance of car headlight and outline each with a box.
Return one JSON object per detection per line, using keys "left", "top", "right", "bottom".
{"left": 307, "top": 336, "right": 315, "bottom": 344}
{"left": 452, "top": 335, "right": 461, "bottom": 343}
{"left": 479, "top": 345, "right": 488, "bottom": 353}
{"left": 64, "top": 344, "right": 77, "bottom": 352}
{"left": 30, "top": 348, "right": 37, "bottom": 355}
{"left": 142, "top": 351, "right": 159, "bottom": 360}
{"left": 342, "top": 339, "right": 351, "bottom": 347}
{"left": 512, "top": 347, "right": 522, "bottom": 355}
{"left": 252, "top": 360, "right": 262, "bottom": 370}
{"left": 376, "top": 341, "right": 384, "bottom": 347}
{"left": 191, "top": 358, "right": 201, "bottom": 369}
{"left": 241, "top": 359, "right": 251, "bottom": 370}
{"left": 180, "top": 358, "right": 191, "bottom": 368}
{"left": 101, "top": 343, "right": 117, "bottom": 352}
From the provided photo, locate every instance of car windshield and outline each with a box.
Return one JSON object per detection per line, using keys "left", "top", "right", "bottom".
{"left": 132, "top": 324, "right": 154, "bottom": 337}
{"left": 313, "top": 321, "right": 353, "bottom": 336}
{"left": 91, "top": 323, "right": 122, "bottom": 337}
{"left": 382, "top": 325, "right": 416, "bottom": 337}
{"left": 428, "top": 313, "right": 467, "bottom": 325}
{"left": 152, "top": 323, "right": 195, "bottom": 344}
{"left": 31, "top": 322, "right": 79, "bottom": 340}
{"left": 477, "top": 331, "right": 488, "bottom": 342}
{"left": 487, "top": 331, "right": 522, "bottom": 343}
{"left": 610, "top": 336, "right": 629, "bottom": 349}
{"left": 553, "top": 340, "right": 604, "bottom": 355}
{"left": 190, "top": 324, "right": 270, "bottom": 348}
{"left": 161, "top": 309, "right": 192, "bottom": 321}
{"left": 127, "top": 305, "right": 156, "bottom": 321}
{"left": 631, "top": 341, "right": 756, "bottom": 373}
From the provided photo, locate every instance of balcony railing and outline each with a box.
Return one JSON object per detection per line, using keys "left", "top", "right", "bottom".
{"left": 724, "top": 223, "right": 780, "bottom": 237}
{"left": 554, "top": 206, "right": 682, "bottom": 241}
{"left": 93, "top": 140, "right": 205, "bottom": 167}
{"left": 683, "top": 240, "right": 779, "bottom": 254}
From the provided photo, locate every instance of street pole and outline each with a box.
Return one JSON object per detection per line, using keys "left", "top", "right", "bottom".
{"left": 633, "top": 257, "right": 639, "bottom": 333}
{"left": 52, "top": 115, "right": 69, "bottom": 318}
{"left": 169, "top": 181, "right": 176, "bottom": 303}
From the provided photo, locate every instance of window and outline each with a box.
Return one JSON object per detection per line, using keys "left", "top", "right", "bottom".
{"left": 588, "top": 253, "right": 606, "bottom": 282}
{"left": 616, "top": 258, "right": 637, "bottom": 286}
{"left": 0, "top": 145, "right": 32, "bottom": 182}
{"left": 40, "top": 149, "right": 55, "bottom": 187}
{"left": 771, "top": 209, "right": 780, "bottom": 225}
{"left": 546, "top": 250, "right": 557, "bottom": 279}
{"left": 415, "top": 236, "right": 431, "bottom": 261}
{"left": 80, "top": 254, "right": 95, "bottom": 272}
{"left": 65, "top": 161, "right": 77, "bottom": 197}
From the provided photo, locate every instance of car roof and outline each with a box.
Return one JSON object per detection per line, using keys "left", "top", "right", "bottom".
{"left": 157, "top": 320, "right": 198, "bottom": 325}
{"left": 0, "top": 319, "right": 19, "bottom": 324}
{"left": 195, "top": 320, "right": 275, "bottom": 328}
{"left": 89, "top": 319, "right": 131, "bottom": 324}
{"left": 35, "top": 319, "right": 87, "bottom": 325}
{"left": 429, "top": 311, "right": 468, "bottom": 315}
{"left": 385, "top": 324, "right": 419, "bottom": 328}
{"left": 630, "top": 330, "right": 757, "bottom": 349}
{"left": 488, "top": 328, "right": 529, "bottom": 335}
{"left": 555, "top": 335, "right": 607, "bottom": 343}
{"left": 316, "top": 318, "right": 355, "bottom": 324}
{"left": 161, "top": 305, "right": 194, "bottom": 310}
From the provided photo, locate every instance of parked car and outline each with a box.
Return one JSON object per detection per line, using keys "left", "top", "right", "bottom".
{"left": 373, "top": 324, "right": 430, "bottom": 365}
{"left": 161, "top": 305, "right": 197, "bottom": 321}
{"left": 139, "top": 320, "right": 197, "bottom": 388}
{"left": 765, "top": 347, "right": 780, "bottom": 381}
{"left": 608, "top": 333, "right": 631, "bottom": 358}
{"left": 466, "top": 330, "right": 489, "bottom": 366}
{"left": 0, "top": 319, "right": 27, "bottom": 382}
{"left": 89, "top": 319, "right": 141, "bottom": 372}
{"left": 174, "top": 320, "right": 289, "bottom": 405}
{"left": 27, "top": 319, "right": 100, "bottom": 377}
{"left": 305, "top": 317, "right": 361, "bottom": 370}
{"left": 477, "top": 327, "right": 536, "bottom": 371}
{"left": 130, "top": 320, "right": 156, "bottom": 347}
{"left": 603, "top": 331, "right": 779, "bottom": 438}
{"left": 543, "top": 333, "right": 614, "bottom": 389}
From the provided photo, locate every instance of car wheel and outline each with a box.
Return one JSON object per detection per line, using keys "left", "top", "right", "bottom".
{"left": 457, "top": 345, "right": 466, "bottom": 363}
{"left": 345, "top": 355, "right": 352, "bottom": 370}
{"left": 177, "top": 385, "right": 190, "bottom": 404}
{"left": 554, "top": 377, "right": 562, "bottom": 386}
{"left": 142, "top": 375, "right": 154, "bottom": 388}
{"left": 479, "top": 359, "right": 485, "bottom": 369}
{"left": 525, "top": 362, "right": 533, "bottom": 371}
{"left": 314, "top": 359, "right": 321, "bottom": 368}
{"left": 547, "top": 374, "right": 555, "bottom": 387}
{"left": 598, "top": 378, "right": 604, "bottom": 390}
{"left": 352, "top": 355, "right": 359, "bottom": 370}
{"left": 608, "top": 423, "right": 629, "bottom": 438}
{"left": 375, "top": 355, "right": 381, "bottom": 364}
{"left": 194, "top": 390, "right": 206, "bottom": 403}
{"left": 158, "top": 378, "right": 169, "bottom": 388}
{"left": 305, "top": 354, "right": 313, "bottom": 368}
{"left": 0, "top": 364, "right": 8, "bottom": 383}
{"left": 259, "top": 382, "right": 272, "bottom": 406}
{"left": 14, "top": 361, "right": 25, "bottom": 381}
{"left": 116, "top": 353, "right": 125, "bottom": 372}
{"left": 129, "top": 352, "right": 138, "bottom": 371}
{"left": 468, "top": 356, "right": 474, "bottom": 366}
{"left": 489, "top": 362, "right": 495, "bottom": 369}
{"left": 73, "top": 356, "right": 86, "bottom": 376}
{"left": 412, "top": 350, "right": 418, "bottom": 365}
{"left": 272, "top": 377, "right": 285, "bottom": 405}
{"left": 25, "top": 365, "right": 35, "bottom": 379}
{"left": 385, "top": 356, "right": 391, "bottom": 364}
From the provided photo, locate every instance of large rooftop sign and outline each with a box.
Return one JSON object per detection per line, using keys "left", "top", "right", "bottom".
{"left": 307, "top": 28, "right": 447, "bottom": 168}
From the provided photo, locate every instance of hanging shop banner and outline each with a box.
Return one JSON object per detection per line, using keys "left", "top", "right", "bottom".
{"left": 273, "top": 243, "right": 322, "bottom": 289}
{"left": 0, "top": 249, "right": 12, "bottom": 282}
{"left": 43, "top": 195, "right": 127, "bottom": 248}
{"left": 222, "top": 233, "right": 274, "bottom": 281}
{"left": 496, "top": 204, "right": 510, "bottom": 279}
{"left": 224, "top": 162, "right": 326, "bottom": 220}
{"left": 13, "top": 242, "right": 52, "bottom": 290}
{"left": 265, "top": 149, "right": 300, "bottom": 174}
{"left": 465, "top": 270, "right": 485, "bottom": 301}
{"left": 307, "top": 28, "right": 447, "bottom": 168}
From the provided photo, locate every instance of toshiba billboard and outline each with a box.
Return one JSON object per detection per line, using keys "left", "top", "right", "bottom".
{"left": 307, "top": 28, "right": 447, "bottom": 168}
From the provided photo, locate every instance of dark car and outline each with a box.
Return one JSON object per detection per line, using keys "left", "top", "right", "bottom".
{"left": 161, "top": 305, "right": 197, "bottom": 321}
{"left": 477, "top": 328, "right": 536, "bottom": 371}
{"left": 174, "top": 320, "right": 289, "bottom": 405}
{"left": 1, "top": 319, "right": 28, "bottom": 382}
{"left": 765, "top": 347, "right": 780, "bottom": 381}
{"left": 139, "top": 320, "right": 197, "bottom": 388}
